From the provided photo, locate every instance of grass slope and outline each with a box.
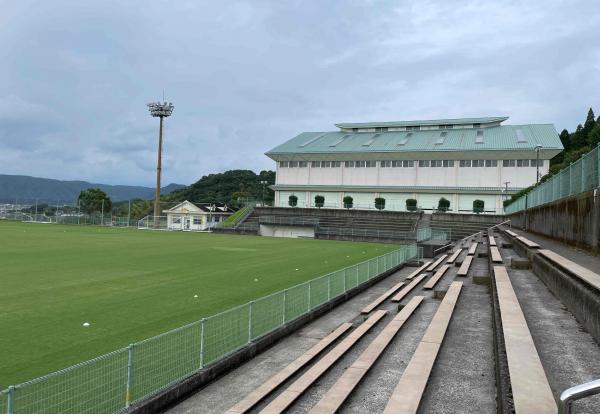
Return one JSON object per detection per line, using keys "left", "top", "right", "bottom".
{"left": 0, "top": 221, "right": 394, "bottom": 387}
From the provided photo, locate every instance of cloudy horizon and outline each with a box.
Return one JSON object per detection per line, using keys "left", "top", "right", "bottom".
{"left": 1, "top": 0, "right": 599, "bottom": 186}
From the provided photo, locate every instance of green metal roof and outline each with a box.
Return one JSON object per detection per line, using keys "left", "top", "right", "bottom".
{"left": 334, "top": 116, "right": 508, "bottom": 129}
{"left": 266, "top": 124, "right": 563, "bottom": 157}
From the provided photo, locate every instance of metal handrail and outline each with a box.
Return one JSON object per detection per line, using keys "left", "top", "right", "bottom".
{"left": 559, "top": 378, "right": 600, "bottom": 414}
{"left": 489, "top": 219, "right": 511, "bottom": 230}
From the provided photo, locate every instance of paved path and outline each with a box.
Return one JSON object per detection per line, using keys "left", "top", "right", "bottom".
{"left": 508, "top": 227, "right": 600, "bottom": 271}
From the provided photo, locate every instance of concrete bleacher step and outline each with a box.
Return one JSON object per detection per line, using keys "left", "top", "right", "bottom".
{"left": 309, "top": 296, "right": 424, "bottom": 414}
{"left": 490, "top": 246, "right": 502, "bottom": 263}
{"left": 383, "top": 281, "right": 463, "bottom": 414}
{"left": 457, "top": 256, "right": 473, "bottom": 276}
{"left": 225, "top": 323, "right": 353, "bottom": 414}
{"left": 361, "top": 281, "right": 406, "bottom": 314}
{"left": 493, "top": 266, "right": 556, "bottom": 413}
{"left": 538, "top": 249, "right": 600, "bottom": 291}
{"left": 391, "top": 274, "right": 427, "bottom": 302}
{"left": 423, "top": 264, "right": 450, "bottom": 289}
{"left": 467, "top": 242, "right": 478, "bottom": 255}
{"left": 426, "top": 254, "right": 448, "bottom": 272}
{"left": 406, "top": 261, "right": 432, "bottom": 280}
{"left": 259, "top": 310, "right": 387, "bottom": 414}
{"left": 517, "top": 236, "right": 540, "bottom": 248}
{"left": 446, "top": 248, "right": 462, "bottom": 264}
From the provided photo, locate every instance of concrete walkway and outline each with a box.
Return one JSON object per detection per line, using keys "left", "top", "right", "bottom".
{"left": 496, "top": 233, "right": 600, "bottom": 413}
{"left": 508, "top": 227, "right": 600, "bottom": 272}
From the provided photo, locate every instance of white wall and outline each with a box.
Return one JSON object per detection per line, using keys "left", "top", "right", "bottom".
{"left": 259, "top": 224, "right": 315, "bottom": 238}
{"left": 277, "top": 161, "right": 548, "bottom": 189}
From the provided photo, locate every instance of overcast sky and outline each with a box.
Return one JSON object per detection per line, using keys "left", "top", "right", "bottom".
{"left": 1, "top": 1, "right": 599, "bottom": 186}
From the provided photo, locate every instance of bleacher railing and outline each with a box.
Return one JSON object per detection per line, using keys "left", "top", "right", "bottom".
{"left": 0, "top": 244, "right": 417, "bottom": 414}
{"left": 504, "top": 144, "right": 600, "bottom": 214}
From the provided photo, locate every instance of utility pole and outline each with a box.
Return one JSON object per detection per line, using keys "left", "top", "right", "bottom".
{"left": 128, "top": 200, "right": 131, "bottom": 227}
{"left": 503, "top": 181, "right": 510, "bottom": 201}
{"left": 535, "top": 144, "right": 542, "bottom": 184}
{"left": 101, "top": 199, "right": 104, "bottom": 226}
{"left": 147, "top": 101, "right": 175, "bottom": 227}
{"left": 260, "top": 180, "right": 268, "bottom": 206}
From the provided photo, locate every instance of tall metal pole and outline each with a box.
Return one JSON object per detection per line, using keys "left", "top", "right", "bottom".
{"left": 128, "top": 199, "right": 131, "bottom": 227}
{"left": 101, "top": 199, "right": 104, "bottom": 226}
{"left": 154, "top": 115, "right": 164, "bottom": 223}
{"left": 147, "top": 100, "right": 173, "bottom": 228}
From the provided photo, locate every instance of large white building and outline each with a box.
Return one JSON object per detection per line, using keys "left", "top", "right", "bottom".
{"left": 266, "top": 117, "right": 563, "bottom": 214}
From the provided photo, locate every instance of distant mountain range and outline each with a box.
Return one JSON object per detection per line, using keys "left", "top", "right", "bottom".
{"left": 0, "top": 174, "right": 185, "bottom": 203}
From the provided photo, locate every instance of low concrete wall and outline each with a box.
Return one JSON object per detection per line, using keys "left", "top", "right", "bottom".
{"left": 508, "top": 189, "right": 600, "bottom": 254}
{"left": 125, "top": 261, "right": 412, "bottom": 414}
{"left": 259, "top": 224, "right": 315, "bottom": 238}
{"left": 255, "top": 206, "right": 421, "bottom": 221}
{"left": 431, "top": 212, "right": 505, "bottom": 225}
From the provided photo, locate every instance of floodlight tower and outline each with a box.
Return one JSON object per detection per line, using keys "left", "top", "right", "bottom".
{"left": 147, "top": 101, "right": 174, "bottom": 224}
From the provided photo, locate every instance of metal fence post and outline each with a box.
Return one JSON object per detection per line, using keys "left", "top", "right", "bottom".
{"left": 307, "top": 283, "right": 311, "bottom": 310}
{"left": 343, "top": 268, "right": 347, "bottom": 292}
{"left": 282, "top": 290, "right": 287, "bottom": 324}
{"left": 199, "top": 319, "right": 205, "bottom": 368}
{"left": 327, "top": 275, "right": 331, "bottom": 300}
{"left": 7, "top": 386, "right": 14, "bottom": 414}
{"left": 125, "top": 344, "right": 134, "bottom": 407}
{"left": 248, "top": 301, "right": 253, "bottom": 342}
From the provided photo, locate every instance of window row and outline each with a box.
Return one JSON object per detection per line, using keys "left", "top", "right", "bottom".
{"left": 279, "top": 159, "right": 544, "bottom": 168}
{"left": 503, "top": 159, "right": 543, "bottom": 167}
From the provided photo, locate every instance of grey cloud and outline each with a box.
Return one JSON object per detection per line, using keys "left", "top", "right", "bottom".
{"left": 0, "top": 0, "right": 598, "bottom": 186}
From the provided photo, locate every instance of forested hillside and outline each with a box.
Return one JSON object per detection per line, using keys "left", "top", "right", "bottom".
{"left": 505, "top": 108, "right": 600, "bottom": 206}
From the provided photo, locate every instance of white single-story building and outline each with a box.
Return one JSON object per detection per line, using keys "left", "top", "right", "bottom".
{"left": 265, "top": 116, "right": 563, "bottom": 214}
{"left": 163, "top": 201, "right": 234, "bottom": 231}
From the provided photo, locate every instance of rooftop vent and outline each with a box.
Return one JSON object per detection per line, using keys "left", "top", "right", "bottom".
{"left": 329, "top": 134, "right": 350, "bottom": 147}
{"left": 516, "top": 129, "right": 527, "bottom": 143}
{"left": 435, "top": 131, "right": 447, "bottom": 145}
{"left": 398, "top": 132, "right": 412, "bottom": 145}
{"left": 475, "top": 130, "right": 484, "bottom": 144}
{"left": 299, "top": 133, "right": 327, "bottom": 148}
{"left": 362, "top": 133, "right": 381, "bottom": 146}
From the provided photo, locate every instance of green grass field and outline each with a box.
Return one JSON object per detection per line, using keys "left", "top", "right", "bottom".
{"left": 0, "top": 221, "right": 394, "bottom": 388}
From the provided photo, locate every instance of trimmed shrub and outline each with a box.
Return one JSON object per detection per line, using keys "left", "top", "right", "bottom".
{"left": 406, "top": 198, "right": 417, "bottom": 212}
{"left": 343, "top": 195, "right": 353, "bottom": 209}
{"left": 375, "top": 197, "right": 385, "bottom": 210}
{"left": 473, "top": 199, "right": 484, "bottom": 214}
{"left": 314, "top": 195, "right": 325, "bottom": 208}
{"left": 438, "top": 197, "right": 450, "bottom": 212}
{"left": 288, "top": 194, "right": 298, "bottom": 207}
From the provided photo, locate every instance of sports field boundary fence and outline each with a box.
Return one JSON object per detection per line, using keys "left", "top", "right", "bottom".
{"left": 504, "top": 143, "right": 600, "bottom": 214}
{"left": 0, "top": 244, "right": 418, "bottom": 414}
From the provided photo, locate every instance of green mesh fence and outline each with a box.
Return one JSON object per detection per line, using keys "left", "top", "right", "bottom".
{"left": 505, "top": 144, "right": 600, "bottom": 214}
{"left": 9, "top": 349, "right": 128, "bottom": 414}
{"left": 1, "top": 245, "right": 417, "bottom": 414}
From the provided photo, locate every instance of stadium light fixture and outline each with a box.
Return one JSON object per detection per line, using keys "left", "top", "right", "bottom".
{"left": 147, "top": 101, "right": 175, "bottom": 225}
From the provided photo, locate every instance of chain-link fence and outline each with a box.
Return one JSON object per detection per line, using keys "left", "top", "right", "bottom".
{"left": 1, "top": 244, "right": 417, "bottom": 414}
{"left": 504, "top": 144, "right": 600, "bottom": 214}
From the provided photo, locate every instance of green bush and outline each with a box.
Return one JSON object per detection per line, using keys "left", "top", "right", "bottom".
{"left": 314, "top": 195, "right": 325, "bottom": 208}
{"left": 343, "top": 195, "right": 353, "bottom": 209}
{"left": 288, "top": 194, "right": 298, "bottom": 207}
{"left": 374, "top": 197, "right": 385, "bottom": 210}
{"left": 438, "top": 197, "right": 450, "bottom": 212}
{"left": 473, "top": 199, "right": 484, "bottom": 214}
{"left": 406, "top": 198, "right": 417, "bottom": 212}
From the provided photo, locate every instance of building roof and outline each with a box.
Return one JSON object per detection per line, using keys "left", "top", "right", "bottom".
{"left": 265, "top": 124, "right": 562, "bottom": 158}
{"left": 163, "top": 200, "right": 235, "bottom": 214}
{"left": 334, "top": 116, "right": 508, "bottom": 129}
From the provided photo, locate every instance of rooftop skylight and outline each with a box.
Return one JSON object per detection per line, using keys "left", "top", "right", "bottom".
{"left": 299, "top": 133, "right": 327, "bottom": 148}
